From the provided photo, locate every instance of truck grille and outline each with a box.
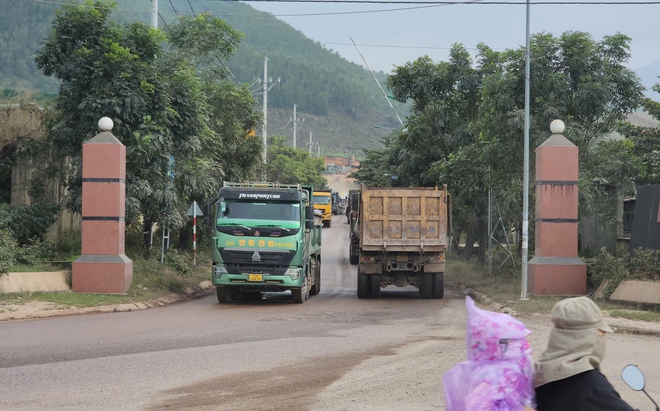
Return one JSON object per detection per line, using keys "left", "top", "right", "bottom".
{"left": 218, "top": 249, "right": 296, "bottom": 271}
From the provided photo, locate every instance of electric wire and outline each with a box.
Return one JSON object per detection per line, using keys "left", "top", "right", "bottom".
{"left": 29, "top": 0, "right": 660, "bottom": 18}
{"left": 186, "top": 0, "right": 198, "bottom": 16}
{"left": 158, "top": 12, "right": 170, "bottom": 27}
{"left": 168, "top": 0, "right": 180, "bottom": 16}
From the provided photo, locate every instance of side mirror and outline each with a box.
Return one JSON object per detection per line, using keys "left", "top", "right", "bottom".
{"left": 307, "top": 204, "right": 314, "bottom": 220}
{"left": 306, "top": 220, "right": 315, "bottom": 230}
{"left": 203, "top": 216, "right": 210, "bottom": 225}
{"left": 622, "top": 365, "right": 646, "bottom": 391}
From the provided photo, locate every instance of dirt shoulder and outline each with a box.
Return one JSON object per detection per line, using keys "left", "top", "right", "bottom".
{"left": 0, "top": 281, "right": 214, "bottom": 322}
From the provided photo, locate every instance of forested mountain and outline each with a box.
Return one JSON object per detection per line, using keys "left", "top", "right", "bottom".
{"left": 0, "top": 0, "right": 404, "bottom": 154}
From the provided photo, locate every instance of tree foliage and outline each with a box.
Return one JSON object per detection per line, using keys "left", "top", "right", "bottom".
{"left": 265, "top": 136, "right": 327, "bottom": 189}
{"left": 356, "top": 32, "right": 645, "bottom": 261}
{"left": 34, "top": 1, "right": 263, "bottom": 240}
{"left": 1, "top": 0, "right": 405, "bottom": 118}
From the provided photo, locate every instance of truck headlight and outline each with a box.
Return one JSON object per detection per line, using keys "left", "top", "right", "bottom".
{"left": 285, "top": 268, "right": 301, "bottom": 279}
{"left": 213, "top": 265, "right": 228, "bottom": 278}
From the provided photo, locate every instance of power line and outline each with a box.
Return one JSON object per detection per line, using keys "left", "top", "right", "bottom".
{"left": 30, "top": 0, "right": 660, "bottom": 15}
{"left": 158, "top": 12, "right": 170, "bottom": 27}
{"left": 168, "top": 0, "right": 180, "bottom": 16}
{"left": 186, "top": 0, "right": 197, "bottom": 16}
{"left": 278, "top": 82, "right": 292, "bottom": 120}
{"left": 208, "top": 0, "right": 660, "bottom": 4}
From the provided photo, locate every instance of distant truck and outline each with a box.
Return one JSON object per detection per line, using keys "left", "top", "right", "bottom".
{"left": 349, "top": 185, "right": 450, "bottom": 299}
{"left": 313, "top": 190, "right": 333, "bottom": 227}
{"left": 211, "top": 182, "right": 322, "bottom": 303}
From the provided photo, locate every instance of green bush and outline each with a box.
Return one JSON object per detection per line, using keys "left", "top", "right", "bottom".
{"left": 589, "top": 247, "right": 660, "bottom": 299}
{"left": 55, "top": 228, "right": 81, "bottom": 258}
{"left": 154, "top": 274, "right": 185, "bottom": 293}
{"left": 14, "top": 238, "right": 56, "bottom": 266}
{"left": 3, "top": 202, "right": 60, "bottom": 245}
{"left": 164, "top": 248, "right": 192, "bottom": 276}
{"left": 0, "top": 228, "right": 17, "bottom": 274}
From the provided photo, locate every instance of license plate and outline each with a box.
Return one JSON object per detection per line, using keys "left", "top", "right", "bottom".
{"left": 396, "top": 254, "right": 408, "bottom": 262}
{"left": 248, "top": 274, "right": 263, "bottom": 282}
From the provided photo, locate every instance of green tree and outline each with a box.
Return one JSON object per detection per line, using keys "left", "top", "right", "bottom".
{"left": 360, "top": 33, "right": 644, "bottom": 262}
{"left": 33, "top": 1, "right": 263, "bottom": 246}
{"left": 616, "top": 87, "right": 660, "bottom": 186}
{"left": 265, "top": 136, "right": 326, "bottom": 189}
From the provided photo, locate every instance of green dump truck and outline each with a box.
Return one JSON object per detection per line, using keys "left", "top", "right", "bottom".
{"left": 351, "top": 185, "right": 450, "bottom": 299}
{"left": 211, "top": 182, "right": 322, "bottom": 303}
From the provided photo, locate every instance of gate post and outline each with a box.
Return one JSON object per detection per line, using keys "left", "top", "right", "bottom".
{"left": 528, "top": 120, "right": 586, "bottom": 295}
{"left": 72, "top": 117, "right": 133, "bottom": 293}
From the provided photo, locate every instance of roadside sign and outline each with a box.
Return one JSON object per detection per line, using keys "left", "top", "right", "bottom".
{"left": 187, "top": 201, "right": 203, "bottom": 217}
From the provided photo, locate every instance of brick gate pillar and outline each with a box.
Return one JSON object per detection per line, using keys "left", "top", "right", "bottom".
{"left": 72, "top": 117, "right": 133, "bottom": 293}
{"left": 528, "top": 120, "right": 586, "bottom": 295}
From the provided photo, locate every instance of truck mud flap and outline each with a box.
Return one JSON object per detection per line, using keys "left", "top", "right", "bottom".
{"left": 358, "top": 263, "right": 382, "bottom": 274}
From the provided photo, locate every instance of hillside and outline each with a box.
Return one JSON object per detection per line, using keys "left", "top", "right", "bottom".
{"left": 0, "top": 0, "right": 404, "bottom": 154}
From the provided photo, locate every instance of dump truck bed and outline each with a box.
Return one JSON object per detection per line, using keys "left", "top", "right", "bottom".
{"left": 359, "top": 186, "right": 448, "bottom": 252}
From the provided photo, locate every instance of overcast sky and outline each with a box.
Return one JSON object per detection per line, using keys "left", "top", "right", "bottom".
{"left": 244, "top": 0, "right": 659, "bottom": 74}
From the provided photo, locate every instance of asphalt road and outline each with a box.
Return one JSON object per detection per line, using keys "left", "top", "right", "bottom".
{"left": 2, "top": 215, "right": 660, "bottom": 411}
{"left": 0, "top": 216, "right": 464, "bottom": 410}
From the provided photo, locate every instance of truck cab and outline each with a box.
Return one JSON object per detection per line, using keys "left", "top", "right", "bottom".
{"left": 313, "top": 190, "right": 333, "bottom": 227}
{"left": 212, "top": 182, "right": 322, "bottom": 303}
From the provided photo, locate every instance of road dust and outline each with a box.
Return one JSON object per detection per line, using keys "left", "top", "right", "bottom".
{"left": 325, "top": 173, "right": 358, "bottom": 197}
{"left": 146, "top": 345, "right": 401, "bottom": 411}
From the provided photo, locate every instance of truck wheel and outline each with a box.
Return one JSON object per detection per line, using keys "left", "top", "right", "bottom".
{"left": 292, "top": 286, "right": 305, "bottom": 303}
{"left": 357, "top": 274, "right": 370, "bottom": 299}
{"left": 310, "top": 256, "right": 321, "bottom": 296}
{"left": 419, "top": 274, "right": 433, "bottom": 299}
{"left": 216, "top": 286, "right": 232, "bottom": 303}
{"left": 349, "top": 253, "right": 359, "bottom": 265}
{"left": 432, "top": 273, "right": 445, "bottom": 299}
{"left": 323, "top": 220, "right": 329, "bottom": 228}
{"left": 370, "top": 275, "right": 381, "bottom": 298}
{"left": 327, "top": 219, "right": 332, "bottom": 228}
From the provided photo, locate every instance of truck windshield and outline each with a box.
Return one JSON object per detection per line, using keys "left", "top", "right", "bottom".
{"left": 313, "top": 195, "right": 330, "bottom": 205}
{"left": 220, "top": 201, "right": 300, "bottom": 222}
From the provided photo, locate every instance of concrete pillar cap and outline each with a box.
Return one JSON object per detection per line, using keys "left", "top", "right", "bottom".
{"left": 550, "top": 119, "right": 565, "bottom": 134}
{"left": 98, "top": 117, "right": 114, "bottom": 132}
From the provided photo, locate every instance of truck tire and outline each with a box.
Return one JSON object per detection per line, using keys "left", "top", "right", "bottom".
{"left": 349, "top": 253, "right": 359, "bottom": 265}
{"left": 432, "top": 272, "right": 445, "bottom": 299}
{"left": 216, "top": 286, "right": 232, "bottom": 303}
{"left": 370, "top": 275, "right": 381, "bottom": 298}
{"left": 419, "top": 274, "right": 433, "bottom": 299}
{"left": 292, "top": 271, "right": 310, "bottom": 303}
{"left": 292, "top": 286, "right": 305, "bottom": 303}
{"left": 327, "top": 219, "right": 332, "bottom": 228}
{"left": 357, "top": 274, "right": 370, "bottom": 299}
{"left": 310, "top": 256, "right": 321, "bottom": 296}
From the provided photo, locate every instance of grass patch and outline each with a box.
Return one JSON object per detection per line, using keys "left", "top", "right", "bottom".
{"left": 608, "top": 310, "right": 660, "bottom": 322}
{"left": 1, "top": 253, "right": 212, "bottom": 308}
{"left": 8, "top": 263, "right": 68, "bottom": 272}
{"left": 447, "top": 258, "right": 571, "bottom": 315}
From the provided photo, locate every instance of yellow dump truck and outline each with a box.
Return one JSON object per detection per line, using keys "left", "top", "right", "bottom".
{"left": 313, "top": 190, "right": 333, "bottom": 227}
{"left": 350, "top": 185, "right": 450, "bottom": 299}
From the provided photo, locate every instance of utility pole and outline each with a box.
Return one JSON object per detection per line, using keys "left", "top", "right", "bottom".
{"left": 260, "top": 57, "right": 281, "bottom": 180}
{"left": 309, "top": 131, "right": 313, "bottom": 155}
{"left": 521, "top": 0, "right": 531, "bottom": 300}
{"left": 293, "top": 104, "right": 297, "bottom": 150}
{"left": 262, "top": 57, "right": 268, "bottom": 180}
{"left": 291, "top": 104, "right": 304, "bottom": 150}
{"left": 317, "top": 143, "right": 320, "bottom": 158}
{"left": 151, "top": 0, "right": 158, "bottom": 28}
